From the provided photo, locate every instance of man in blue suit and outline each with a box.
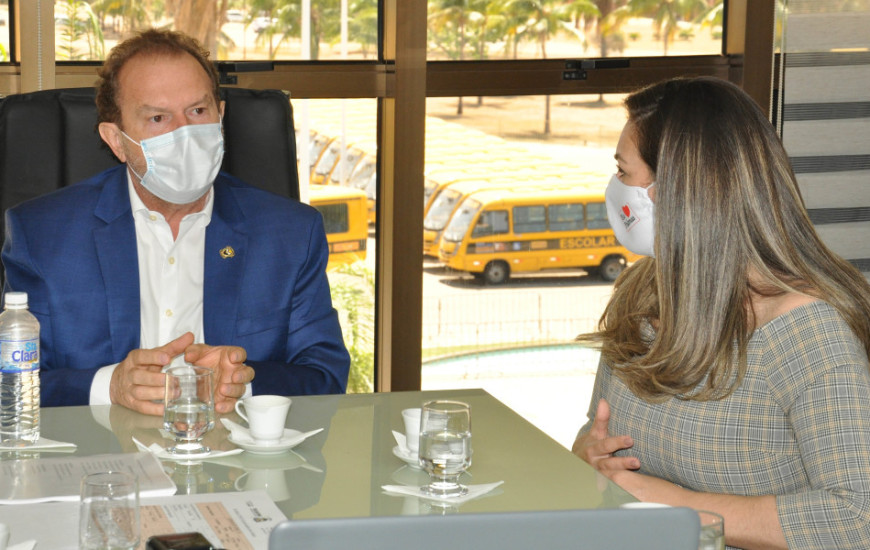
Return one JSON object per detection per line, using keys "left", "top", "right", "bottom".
{"left": 1, "top": 29, "right": 350, "bottom": 414}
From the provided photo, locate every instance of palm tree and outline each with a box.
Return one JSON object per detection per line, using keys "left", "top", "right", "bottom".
{"left": 168, "top": 0, "right": 231, "bottom": 53}
{"left": 695, "top": 1, "right": 724, "bottom": 37}
{"left": 91, "top": 0, "right": 153, "bottom": 35}
{"left": 247, "top": 0, "right": 282, "bottom": 58}
{"left": 56, "top": 0, "right": 105, "bottom": 60}
{"left": 428, "top": 0, "right": 489, "bottom": 114}
{"left": 504, "top": 0, "right": 597, "bottom": 134}
{"left": 347, "top": 0, "right": 379, "bottom": 59}
{"left": 614, "top": 0, "right": 709, "bottom": 55}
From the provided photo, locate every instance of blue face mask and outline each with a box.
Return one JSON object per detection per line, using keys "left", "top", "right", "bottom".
{"left": 122, "top": 122, "right": 224, "bottom": 204}
{"left": 605, "top": 174, "right": 656, "bottom": 257}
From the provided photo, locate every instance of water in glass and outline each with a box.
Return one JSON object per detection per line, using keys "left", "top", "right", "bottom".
{"left": 163, "top": 365, "right": 215, "bottom": 455}
{"left": 419, "top": 400, "right": 471, "bottom": 497}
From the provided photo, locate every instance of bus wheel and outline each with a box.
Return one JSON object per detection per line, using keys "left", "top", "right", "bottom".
{"left": 483, "top": 261, "right": 510, "bottom": 285}
{"left": 599, "top": 257, "right": 625, "bottom": 282}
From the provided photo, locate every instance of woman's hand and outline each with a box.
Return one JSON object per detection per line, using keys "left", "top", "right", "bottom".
{"left": 572, "top": 399, "right": 640, "bottom": 471}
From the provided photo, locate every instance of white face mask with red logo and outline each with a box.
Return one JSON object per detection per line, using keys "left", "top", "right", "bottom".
{"left": 605, "top": 174, "right": 656, "bottom": 257}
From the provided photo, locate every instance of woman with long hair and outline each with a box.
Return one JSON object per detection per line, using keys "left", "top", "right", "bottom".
{"left": 573, "top": 77, "right": 870, "bottom": 549}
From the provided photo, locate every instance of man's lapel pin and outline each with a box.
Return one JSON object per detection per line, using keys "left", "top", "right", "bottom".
{"left": 219, "top": 246, "right": 235, "bottom": 259}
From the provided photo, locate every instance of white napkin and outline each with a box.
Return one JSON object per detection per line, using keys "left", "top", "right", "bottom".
{"left": 132, "top": 437, "right": 243, "bottom": 461}
{"left": 220, "top": 418, "right": 324, "bottom": 447}
{"left": 382, "top": 481, "right": 504, "bottom": 504}
{"left": 0, "top": 437, "right": 76, "bottom": 452}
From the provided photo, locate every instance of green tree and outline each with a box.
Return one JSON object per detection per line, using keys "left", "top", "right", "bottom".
{"left": 695, "top": 1, "right": 723, "bottom": 37}
{"left": 329, "top": 262, "right": 375, "bottom": 394}
{"left": 167, "top": 0, "right": 230, "bottom": 53}
{"left": 91, "top": 0, "right": 153, "bottom": 36}
{"left": 346, "top": 0, "right": 378, "bottom": 59}
{"left": 504, "top": 0, "right": 597, "bottom": 135}
{"left": 56, "top": 0, "right": 105, "bottom": 61}
{"left": 428, "top": 0, "right": 490, "bottom": 114}
{"left": 246, "top": 0, "right": 282, "bottom": 58}
{"left": 613, "top": 0, "right": 709, "bottom": 55}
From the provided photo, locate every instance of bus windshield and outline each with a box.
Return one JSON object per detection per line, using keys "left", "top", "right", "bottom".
{"left": 424, "top": 178, "right": 439, "bottom": 208}
{"left": 443, "top": 198, "right": 482, "bottom": 242}
{"left": 424, "top": 188, "right": 463, "bottom": 231}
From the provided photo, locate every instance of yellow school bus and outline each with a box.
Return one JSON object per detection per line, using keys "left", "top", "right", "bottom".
{"left": 309, "top": 184, "right": 368, "bottom": 270}
{"left": 423, "top": 177, "right": 596, "bottom": 257}
{"left": 438, "top": 185, "right": 641, "bottom": 284}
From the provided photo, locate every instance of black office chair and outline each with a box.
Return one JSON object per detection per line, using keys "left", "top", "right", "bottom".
{"left": 0, "top": 86, "right": 300, "bottom": 227}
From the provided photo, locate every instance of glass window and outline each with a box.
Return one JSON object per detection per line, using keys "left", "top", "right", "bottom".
{"left": 295, "top": 98, "right": 377, "bottom": 395}
{"left": 513, "top": 205, "right": 547, "bottom": 233}
{"left": 48, "top": 0, "right": 725, "bottom": 62}
{"left": 423, "top": 93, "right": 628, "bottom": 448}
{"left": 426, "top": 0, "right": 725, "bottom": 60}
{"left": 585, "top": 202, "right": 610, "bottom": 229}
{"left": 549, "top": 203, "right": 584, "bottom": 231}
{"left": 53, "top": 0, "right": 379, "bottom": 61}
{"left": 0, "top": 0, "right": 9, "bottom": 61}
{"left": 315, "top": 202, "right": 349, "bottom": 234}
{"left": 424, "top": 188, "right": 464, "bottom": 231}
{"left": 472, "top": 209, "right": 509, "bottom": 238}
{"left": 444, "top": 198, "right": 482, "bottom": 243}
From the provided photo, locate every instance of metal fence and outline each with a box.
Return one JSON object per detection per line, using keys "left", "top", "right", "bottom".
{"left": 422, "top": 290, "right": 604, "bottom": 351}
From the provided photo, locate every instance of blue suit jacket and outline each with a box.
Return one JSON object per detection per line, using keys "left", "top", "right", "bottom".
{"left": 1, "top": 165, "right": 350, "bottom": 406}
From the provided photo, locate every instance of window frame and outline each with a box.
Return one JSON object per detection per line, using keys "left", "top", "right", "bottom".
{"left": 1, "top": 0, "right": 776, "bottom": 392}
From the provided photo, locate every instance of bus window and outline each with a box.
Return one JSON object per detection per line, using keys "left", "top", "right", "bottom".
{"left": 472, "top": 209, "right": 509, "bottom": 238}
{"left": 424, "top": 188, "right": 464, "bottom": 231}
{"left": 549, "top": 203, "right": 584, "bottom": 231}
{"left": 444, "top": 198, "right": 483, "bottom": 242}
{"left": 585, "top": 202, "right": 611, "bottom": 230}
{"left": 424, "top": 178, "right": 439, "bottom": 209}
{"left": 317, "top": 203, "right": 350, "bottom": 234}
{"left": 513, "top": 205, "right": 546, "bottom": 234}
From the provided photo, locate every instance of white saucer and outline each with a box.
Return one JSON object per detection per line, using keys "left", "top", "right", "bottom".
{"left": 229, "top": 429, "right": 306, "bottom": 455}
{"left": 392, "top": 445, "right": 422, "bottom": 469}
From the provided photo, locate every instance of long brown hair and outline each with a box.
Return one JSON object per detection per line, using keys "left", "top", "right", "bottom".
{"left": 579, "top": 77, "right": 870, "bottom": 401}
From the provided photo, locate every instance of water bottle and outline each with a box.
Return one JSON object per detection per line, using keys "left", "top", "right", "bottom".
{"left": 0, "top": 291, "right": 40, "bottom": 445}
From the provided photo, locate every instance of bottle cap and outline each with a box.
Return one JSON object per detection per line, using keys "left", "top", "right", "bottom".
{"left": 4, "top": 292, "right": 28, "bottom": 307}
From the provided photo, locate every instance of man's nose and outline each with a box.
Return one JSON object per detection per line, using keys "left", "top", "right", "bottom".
{"left": 168, "top": 118, "right": 189, "bottom": 132}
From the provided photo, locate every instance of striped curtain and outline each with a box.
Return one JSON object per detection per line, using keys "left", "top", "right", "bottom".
{"left": 775, "top": 0, "right": 870, "bottom": 273}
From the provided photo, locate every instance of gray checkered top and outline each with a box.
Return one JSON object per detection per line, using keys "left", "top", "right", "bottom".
{"left": 579, "top": 301, "right": 870, "bottom": 550}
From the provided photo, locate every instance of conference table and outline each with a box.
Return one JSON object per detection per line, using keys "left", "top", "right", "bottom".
{"left": 3, "top": 388, "right": 636, "bottom": 541}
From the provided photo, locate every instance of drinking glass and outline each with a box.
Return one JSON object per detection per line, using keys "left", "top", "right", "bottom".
{"left": 79, "top": 471, "right": 140, "bottom": 550}
{"left": 418, "top": 400, "right": 472, "bottom": 497}
{"left": 163, "top": 365, "right": 215, "bottom": 456}
{"left": 697, "top": 510, "right": 725, "bottom": 550}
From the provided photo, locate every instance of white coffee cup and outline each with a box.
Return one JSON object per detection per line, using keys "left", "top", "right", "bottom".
{"left": 402, "top": 407, "right": 422, "bottom": 453}
{"left": 235, "top": 395, "right": 292, "bottom": 445}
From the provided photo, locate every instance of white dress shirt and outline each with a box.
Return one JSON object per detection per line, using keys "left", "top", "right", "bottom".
{"left": 89, "top": 176, "right": 212, "bottom": 404}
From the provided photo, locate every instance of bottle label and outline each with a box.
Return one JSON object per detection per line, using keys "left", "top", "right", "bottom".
{"left": 0, "top": 338, "right": 39, "bottom": 373}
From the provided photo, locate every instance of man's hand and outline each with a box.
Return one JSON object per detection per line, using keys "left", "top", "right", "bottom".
{"left": 110, "top": 333, "right": 195, "bottom": 415}
{"left": 184, "top": 343, "right": 254, "bottom": 413}
{"left": 572, "top": 399, "right": 640, "bottom": 471}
